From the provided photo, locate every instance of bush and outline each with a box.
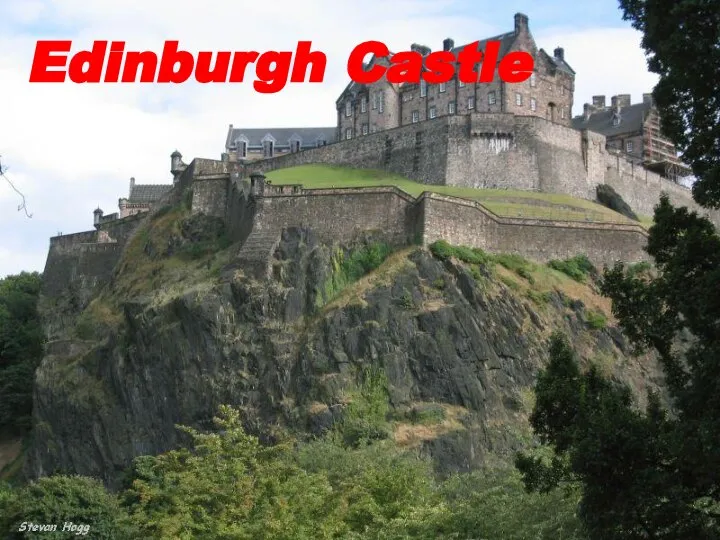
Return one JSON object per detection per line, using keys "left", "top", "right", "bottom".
{"left": 429, "top": 240, "right": 492, "bottom": 265}
{"left": 494, "top": 253, "right": 536, "bottom": 284}
{"left": 0, "top": 476, "right": 136, "bottom": 540}
{"left": 548, "top": 254, "right": 596, "bottom": 282}
{"left": 586, "top": 310, "right": 608, "bottom": 330}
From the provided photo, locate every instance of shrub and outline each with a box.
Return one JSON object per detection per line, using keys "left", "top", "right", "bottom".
{"left": 548, "top": 254, "right": 596, "bottom": 282}
{"left": 586, "top": 310, "right": 608, "bottom": 330}
{"left": 494, "top": 253, "right": 536, "bottom": 284}
{"left": 429, "top": 241, "right": 491, "bottom": 265}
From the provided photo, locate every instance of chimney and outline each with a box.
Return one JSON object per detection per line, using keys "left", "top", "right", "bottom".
{"left": 583, "top": 103, "right": 594, "bottom": 120}
{"left": 129, "top": 177, "right": 135, "bottom": 197}
{"left": 617, "top": 94, "right": 631, "bottom": 108}
{"left": 410, "top": 43, "right": 430, "bottom": 55}
{"left": 592, "top": 95, "right": 606, "bottom": 108}
{"left": 643, "top": 93, "right": 654, "bottom": 106}
{"left": 554, "top": 47, "right": 564, "bottom": 61}
{"left": 514, "top": 13, "right": 529, "bottom": 35}
{"left": 443, "top": 38, "right": 454, "bottom": 52}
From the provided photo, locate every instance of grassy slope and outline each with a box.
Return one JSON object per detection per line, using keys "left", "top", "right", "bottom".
{"left": 265, "top": 164, "right": 649, "bottom": 225}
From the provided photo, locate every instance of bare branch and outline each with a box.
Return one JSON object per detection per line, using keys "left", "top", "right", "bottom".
{"left": 0, "top": 156, "right": 33, "bottom": 218}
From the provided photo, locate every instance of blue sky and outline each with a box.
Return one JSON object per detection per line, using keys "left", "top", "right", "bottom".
{"left": 0, "top": 0, "right": 657, "bottom": 278}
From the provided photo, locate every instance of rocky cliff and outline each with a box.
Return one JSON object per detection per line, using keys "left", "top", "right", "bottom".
{"left": 27, "top": 201, "right": 664, "bottom": 489}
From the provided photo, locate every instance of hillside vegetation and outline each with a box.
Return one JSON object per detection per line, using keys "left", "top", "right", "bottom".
{"left": 265, "top": 164, "right": 650, "bottom": 225}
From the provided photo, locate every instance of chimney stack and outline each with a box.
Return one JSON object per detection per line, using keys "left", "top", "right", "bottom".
{"left": 514, "top": 13, "right": 529, "bottom": 35}
{"left": 443, "top": 38, "right": 454, "bottom": 52}
{"left": 410, "top": 43, "right": 431, "bottom": 55}
{"left": 617, "top": 94, "right": 631, "bottom": 108}
{"left": 610, "top": 95, "right": 620, "bottom": 111}
{"left": 583, "top": 103, "right": 594, "bottom": 120}
{"left": 592, "top": 95, "right": 606, "bottom": 109}
{"left": 554, "top": 47, "right": 564, "bottom": 61}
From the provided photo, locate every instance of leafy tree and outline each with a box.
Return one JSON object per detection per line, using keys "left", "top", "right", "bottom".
{"left": 0, "top": 272, "right": 44, "bottom": 432}
{"left": 0, "top": 475, "right": 136, "bottom": 539}
{"left": 619, "top": 0, "right": 720, "bottom": 208}
{"left": 122, "top": 405, "right": 347, "bottom": 539}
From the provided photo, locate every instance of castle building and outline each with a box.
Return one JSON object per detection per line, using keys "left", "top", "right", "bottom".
{"left": 93, "top": 176, "right": 173, "bottom": 228}
{"left": 572, "top": 93, "right": 690, "bottom": 182}
{"left": 335, "top": 13, "right": 575, "bottom": 140}
{"left": 223, "top": 126, "right": 337, "bottom": 162}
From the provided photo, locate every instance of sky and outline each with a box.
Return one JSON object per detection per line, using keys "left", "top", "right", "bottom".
{"left": 0, "top": 0, "right": 659, "bottom": 279}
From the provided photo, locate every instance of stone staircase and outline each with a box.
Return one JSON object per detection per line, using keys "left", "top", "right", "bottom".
{"left": 235, "top": 229, "right": 281, "bottom": 279}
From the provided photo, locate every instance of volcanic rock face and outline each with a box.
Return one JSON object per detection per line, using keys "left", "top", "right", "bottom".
{"left": 27, "top": 223, "right": 663, "bottom": 489}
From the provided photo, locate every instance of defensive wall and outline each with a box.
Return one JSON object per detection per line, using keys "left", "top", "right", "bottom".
{"left": 237, "top": 113, "right": 720, "bottom": 227}
{"left": 187, "top": 169, "right": 651, "bottom": 268}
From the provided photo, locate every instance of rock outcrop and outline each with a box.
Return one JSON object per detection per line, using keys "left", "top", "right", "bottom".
{"left": 27, "top": 206, "right": 664, "bottom": 489}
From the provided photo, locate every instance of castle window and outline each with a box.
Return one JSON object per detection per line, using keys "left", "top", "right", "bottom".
{"left": 439, "top": 82, "right": 446, "bottom": 93}
{"left": 488, "top": 91, "right": 496, "bottom": 105}
{"left": 420, "top": 80, "right": 427, "bottom": 97}
{"left": 345, "top": 101, "right": 352, "bottom": 117}
{"left": 530, "top": 73, "right": 536, "bottom": 87}
{"left": 362, "top": 123, "right": 369, "bottom": 135}
{"left": 530, "top": 98, "right": 536, "bottom": 112}
{"left": 361, "top": 97, "right": 367, "bottom": 113}
{"left": 237, "top": 141, "right": 247, "bottom": 158}
{"left": 448, "top": 101, "right": 455, "bottom": 114}
{"left": 290, "top": 140, "right": 301, "bottom": 153}
{"left": 345, "top": 128, "right": 352, "bottom": 140}
{"left": 372, "top": 93, "right": 378, "bottom": 109}
{"left": 468, "top": 96, "right": 475, "bottom": 109}
{"left": 379, "top": 93, "right": 384, "bottom": 113}
{"left": 515, "top": 93, "right": 523, "bottom": 106}
{"left": 626, "top": 141, "right": 634, "bottom": 153}
{"left": 412, "top": 110, "right": 419, "bottom": 123}
{"left": 429, "top": 106, "right": 436, "bottom": 119}
{"left": 561, "top": 108, "right": 566, "bottom": 119}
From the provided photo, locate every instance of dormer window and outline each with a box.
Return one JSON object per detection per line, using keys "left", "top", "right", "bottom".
{"left": 235, "top": 136, "right": 249, "bottom": 158}
{"left": 316, "top": 137, "right": 327, "bottom": 147}
{"left": 261, "top": 134, "right": 276, "bottom": 157}
{"left": 613, "top": 116, "right": 620, "bottom": 126}
{"left": 289, "top": 138, "right": 301, "bottom": 153}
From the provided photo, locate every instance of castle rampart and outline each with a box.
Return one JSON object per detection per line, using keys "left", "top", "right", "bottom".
{"left": 236, "top": 112, "right": 720, "bottom": 227}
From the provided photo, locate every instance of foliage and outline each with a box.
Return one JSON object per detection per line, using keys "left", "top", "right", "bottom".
{"left": 123, "top": 405, "right": 345, "bottom": 539}
{"left": 337, "top": 367, "right": 392, "bottom": 448}
{"left": 0, "top": 272, "right": 44, "bottom": 433}
{"left": 619, "top": 0, "right": 720, "bottom": 208}
{"left": 429, "top": 240, "right": 492, "bottom": 265}
{"left": 0, "top": 475, "right": 136, "bottom": 539}
{"left": 517, "top": 325, "right": 720, "bottom": 537}
{"left": 585, "top": 310, "right": 607, "bottom": 330}
{"left": 319, "top": 242, "right": 392, "bottom": 304}
{"left": 548, "top": 255, "right": 596, "bottom": 283}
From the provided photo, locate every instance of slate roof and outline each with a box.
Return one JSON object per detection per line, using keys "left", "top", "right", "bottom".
{"left": 572, "top": 102, "right": 652, "bottom": 137}
{"left": 128, "top": 184, "right": 172, "bottom": 204}
{"left": 226, "top": 127, "right": 337, "bottom": 149}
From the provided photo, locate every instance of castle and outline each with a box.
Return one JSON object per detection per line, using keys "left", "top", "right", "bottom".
{"left": 43, "top": 12, "right": 719, "bottom": 324}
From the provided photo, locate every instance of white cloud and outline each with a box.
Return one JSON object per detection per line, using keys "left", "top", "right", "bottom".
{"left": 0, "top": 1, "right": 656, "bottom": 278}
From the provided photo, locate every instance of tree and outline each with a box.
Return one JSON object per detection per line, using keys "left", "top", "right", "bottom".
{"left": 0, "top": 272, "right": 44, "bottom": 432}
{"left": 619, "top": 0, "right": 720, "bottom": 208}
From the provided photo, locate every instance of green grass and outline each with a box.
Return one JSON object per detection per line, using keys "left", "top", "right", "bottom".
{"left": 265, "top": 165, "right": 639, "bottom": 224}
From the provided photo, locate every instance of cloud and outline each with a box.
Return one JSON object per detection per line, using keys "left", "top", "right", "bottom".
{"left": 0, "top": 0, "right": 655, "bottom": 278}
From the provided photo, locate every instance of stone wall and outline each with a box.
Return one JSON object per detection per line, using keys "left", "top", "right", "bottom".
{"left": 252, "top": 185, "right": 418, "bottom": 246}
{"left": 239, "top": 118, "right": 450, "bottom": 186}
{"left": 420, "top": 193, "right": 649, "bottom": 267}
